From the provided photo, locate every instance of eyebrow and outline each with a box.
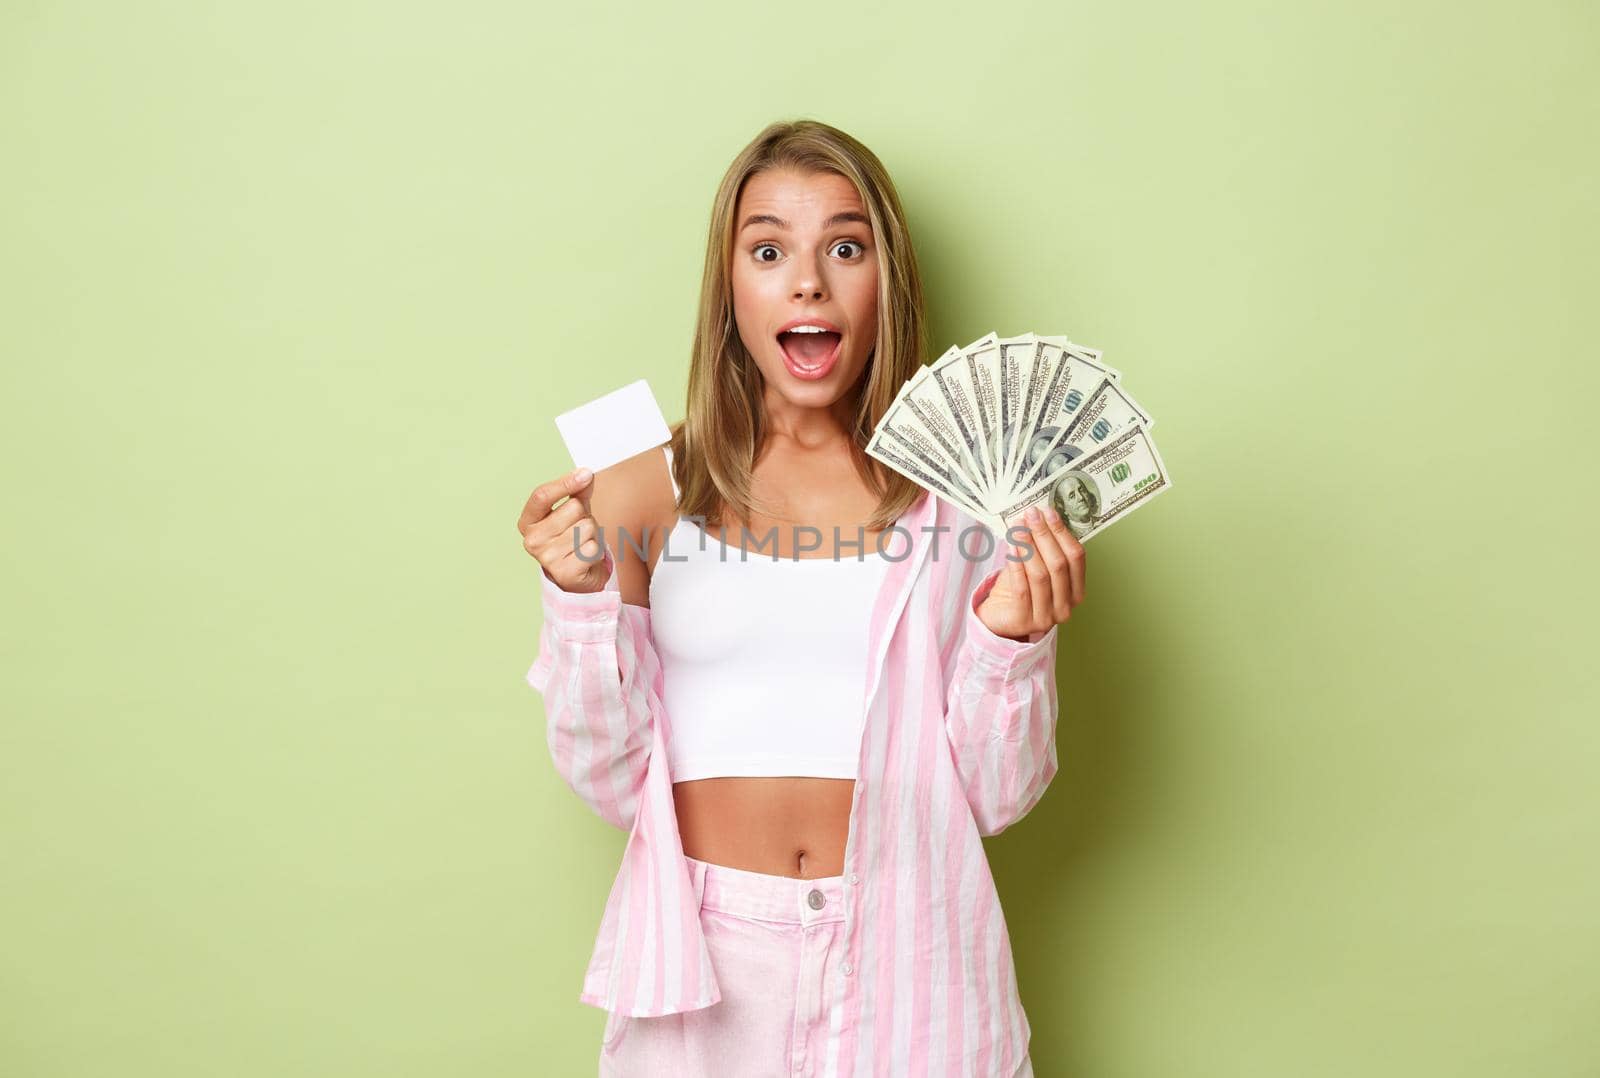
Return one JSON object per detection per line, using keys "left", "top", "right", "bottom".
{"left": 738, "top": 211, "right": 871, "bottom": 232}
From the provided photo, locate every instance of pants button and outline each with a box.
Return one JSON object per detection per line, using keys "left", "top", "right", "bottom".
{"left": 806, "top": 888, "right": 825, "bottom": 910}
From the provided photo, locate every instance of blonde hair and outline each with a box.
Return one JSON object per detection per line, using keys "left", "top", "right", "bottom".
{"left": 668, "top": 119, "right": 927, "bottom": 531}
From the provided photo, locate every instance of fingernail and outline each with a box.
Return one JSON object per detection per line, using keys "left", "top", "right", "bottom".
{"left": 1044, "top": 505, "right": 1060, "bottom": 523}
{"left": 574, "top": 467, "right": 592, "bottom": 483}
{"left": 1025, "top": 506, "right": 1041, "bottom": 523}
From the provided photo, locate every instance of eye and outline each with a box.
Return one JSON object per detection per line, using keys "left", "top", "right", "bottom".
{"left": 753, "top": 243, "right": 781, "bottom": 263}
{"left": 832, "top": 240, "right": 864, "bottom": 259}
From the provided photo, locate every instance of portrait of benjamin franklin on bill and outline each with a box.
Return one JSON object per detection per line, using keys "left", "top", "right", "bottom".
{"left": 1051, "top": 470, "right": 1101, "bottom": 538}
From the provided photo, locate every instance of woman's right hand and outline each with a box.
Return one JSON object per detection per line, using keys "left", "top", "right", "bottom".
{"left": 517, "top": 467, "right": 610, "bottom": 594}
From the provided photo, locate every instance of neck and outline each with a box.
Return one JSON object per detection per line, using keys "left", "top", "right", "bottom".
{"left": 760, "top": 384, "right": 857, "bottom": 450}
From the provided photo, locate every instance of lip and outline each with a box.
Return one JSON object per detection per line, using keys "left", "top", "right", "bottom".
{"left": 776, "top": 317, "right": 842, "bottom": 335}
{"left": 776, "top": 317, "right": 844, "bottom": 381}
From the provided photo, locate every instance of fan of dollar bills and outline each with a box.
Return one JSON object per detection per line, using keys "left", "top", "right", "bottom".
{"left": 866, "top": 332, "right": 1172, "bottom": 542}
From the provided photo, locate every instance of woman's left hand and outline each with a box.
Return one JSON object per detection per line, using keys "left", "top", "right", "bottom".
{"left": 975, "top": 504, "right": 1086, "bottom": 643}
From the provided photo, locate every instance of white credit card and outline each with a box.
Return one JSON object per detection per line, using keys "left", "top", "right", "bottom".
{"left": 554, "top": 378, "right": 672, "bottom": 473}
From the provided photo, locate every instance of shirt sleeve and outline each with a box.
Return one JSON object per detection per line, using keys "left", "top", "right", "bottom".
{"left": 525, "top": 551, "right": 656, "bottom": 832}
{"left": 940, "top": 542, "right": 1062, "bottom": 837}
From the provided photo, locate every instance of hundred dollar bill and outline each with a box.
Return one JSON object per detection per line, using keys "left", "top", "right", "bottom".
{"left": 883, "top": 368, "right": 990, "bottom": 499}
{"left": 866, "top": 436, "right": 1005, "bottom": 534}
{"left": 918, "top": 340, "right": 996, "bottom": 501}
{"left": 1007, "top": 336, "right": 1061, "bottom": 490}
{"left": 960, "top": 332, "right": 1004, "bottom": 493}
{"left": 995, "top": 333, "right": 1041, "bottom": 495}
{"left": 997, "top": 423, "right": 1172, "bottom": 543}
{"left": 1003, "top": 341, "right": 1124, "bottom": 494}
{"left": 1012, "top": 376, "right": 1154, "bottom": 492}
{"left": 1037, "top": 334, "right": 1119, "bottom": 378}
{"left": 866, "top": 408, "right": 988, "bottom": 510}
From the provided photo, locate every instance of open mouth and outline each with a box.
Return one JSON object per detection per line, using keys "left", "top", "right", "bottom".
{"left": 777, "top": 328, "right": 843, "bottom": 379}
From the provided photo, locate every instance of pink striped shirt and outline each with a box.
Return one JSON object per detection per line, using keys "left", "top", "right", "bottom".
{"left": 526, "top": 487, "right": 1060, "bottom": 1076}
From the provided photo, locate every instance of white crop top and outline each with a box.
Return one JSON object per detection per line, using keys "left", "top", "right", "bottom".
{"left": 648, "top": 445, "right": 890, "bottom": 781}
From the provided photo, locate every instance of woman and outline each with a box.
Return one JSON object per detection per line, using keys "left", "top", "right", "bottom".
{"left": 518, "top": 120, "right": 1084, "bottom": 1077}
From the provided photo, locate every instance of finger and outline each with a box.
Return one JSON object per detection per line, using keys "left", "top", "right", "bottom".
{"left": 526, "top": 504, "right": 593, "bottom": 572}
{"left": 1020, "top": 513, "right": 1052, "bottom": 629}
{"left": 550, "top": 499, "right": 601, "bottom": 562}
{"left": 518, "top": 467, "right": 595, "bottom": 534}
{"left": 1029, "top": 510, "right": 1075, "bottom": 622}
{"left": 1044, "top": 507, "right": 1085, "bottom": 607}
{"left": 1004, "top": 536, "right": 1032, "bottom": 598}
{"left": 572, "top": 515, "right": 602, "bottom": 564}
{"left": 1028, "top": 536, "right": 1053, "bottom": 629}
{"left": 526, "top": 493, "right": 587, "bottom": 550}
{"left": 542, "top": 519, "right": 606, "bottom": 582}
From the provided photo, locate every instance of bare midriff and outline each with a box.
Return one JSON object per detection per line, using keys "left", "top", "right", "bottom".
{"left": 672, "top": 776, "right": 856, "bottom": 879}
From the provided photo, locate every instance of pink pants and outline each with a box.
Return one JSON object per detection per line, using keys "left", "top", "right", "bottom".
{"left": 598, "top": 853, "right": 849, "bottom": 1077}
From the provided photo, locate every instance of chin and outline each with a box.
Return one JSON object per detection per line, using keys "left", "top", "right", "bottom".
{"left": 768, "top": 376, "right": 851, "bottom": 409}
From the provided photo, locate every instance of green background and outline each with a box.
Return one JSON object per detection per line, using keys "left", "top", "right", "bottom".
{"left": 3, "top": 1, "right": 1594, "bottom": 1075}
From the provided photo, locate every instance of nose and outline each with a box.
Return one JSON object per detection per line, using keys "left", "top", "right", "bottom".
{"left": 789, "top": 254, "right": 827, "bottom": 301}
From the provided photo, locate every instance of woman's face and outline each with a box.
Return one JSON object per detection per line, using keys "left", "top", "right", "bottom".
{"left": 729, "top": 167, "right": 879, "bottom": 408}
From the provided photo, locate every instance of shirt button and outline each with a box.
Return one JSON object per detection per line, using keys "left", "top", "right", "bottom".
{"left": 842, "top": 961, "right": 854, "bottom": 975}
{"left": 847, "top": 872, "right": 860, "bottom": 885}
{"left": 806, "top": 888, "right": 825, "bottom": 910}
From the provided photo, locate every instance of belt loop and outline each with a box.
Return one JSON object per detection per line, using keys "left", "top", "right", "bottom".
{"left": 690, "top": 857, "right": 709, "bottom": 911}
